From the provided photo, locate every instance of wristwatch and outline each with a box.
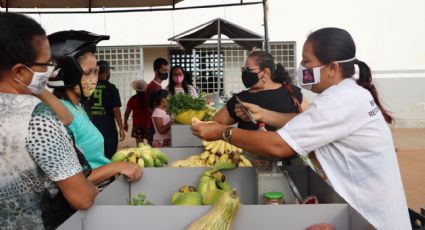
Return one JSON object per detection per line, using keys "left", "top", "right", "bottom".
{"left": 223, "top": 127, "right": 234, "bottom": 142}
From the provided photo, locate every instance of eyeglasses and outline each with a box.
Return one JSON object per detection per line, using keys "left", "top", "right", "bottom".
{"left": 241, "top": 66, "right": 262, "bottom": 73}
{"left": 32, "top": 59, "right": 57, "bottom": 67}
{"left": 82, "top": 67, "right": 100, "bottom": 77}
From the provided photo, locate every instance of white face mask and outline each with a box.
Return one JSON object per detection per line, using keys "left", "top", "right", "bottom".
{"left": 296, "top": 57, "right": 357, "bottom": 91}
{"left": 14, "top": 65, "right": 55, "bottom": 94}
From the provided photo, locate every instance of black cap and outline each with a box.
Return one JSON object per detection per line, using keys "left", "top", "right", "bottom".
{"left": 97, "top": 60, "right": 114, "bottom": 74}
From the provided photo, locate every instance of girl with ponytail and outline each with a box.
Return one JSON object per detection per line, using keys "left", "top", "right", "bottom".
{"left": 213, "top": 50, "right": 308, "bottom": 131}
{"left": 192, "top": 27, "right": 410, "bottom": 229}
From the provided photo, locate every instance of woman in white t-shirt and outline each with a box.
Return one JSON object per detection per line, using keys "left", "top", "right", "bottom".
{"left": 166, "top": 65, "right": 198, "bottom": 98}
{"left": 191, "top": 27, "right": 410, "bottom": 229}
{"left": 150, "top": 89, "right": 173, "bottom": 147}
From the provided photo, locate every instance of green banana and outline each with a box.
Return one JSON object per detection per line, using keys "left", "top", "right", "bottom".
{"left": 173, "top": 192, "right": 203, "bottom": 206}
{"left": 141, "top": 152, "right": 154, "bottom": 167}
{"left": 216, "top": 180, "right": 233, "bottom": 191}
{"left": 207, "top": 179, "right": 218, "bottom": 191}
{"left": 152, "top": 148, "right": 168, "bottom": 164}
{"left": 197, "top": 178, "right": 211, "bottom": 196}
{"left": 128, "top": 153, "right": 137, "bottom": 163}
{"left": 199, "top": 175, "right": 212, "bottom": 184}
{"left": 111, "top": 151, "right": 128, "bottom": 162}
{"left": 154, "top": 158, "right": 163, "bottom": 167}
{"left": 137, "top": 143, "right": 150, "bottom": 149}
{"left": 171, "top": 192, "right": 184, "bottom": 204}
{"left": 202, "top": 189, "right": 225, "bottom": 205}
{"left": 211, "top": 162, "right": 237, "bottom": 171}
{"left": 202, "top": 170, "right": 212, "bottom": 177}
{"left": 136, "top": 158, "right": 145, "bottom": 168}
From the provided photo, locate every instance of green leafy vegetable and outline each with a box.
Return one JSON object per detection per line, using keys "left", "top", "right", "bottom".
{"left": 167, "top": 93, "right": 206, "bottom": 115}
{"left": 128, "top": 192, "right": 155, "bottom": 206}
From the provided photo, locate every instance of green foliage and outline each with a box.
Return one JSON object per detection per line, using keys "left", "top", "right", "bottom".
{"left": 128, "top": 192, "right": 155, "bottom": 206}
{"left": 167, "top": 93, "right": 206, "bottom": 115}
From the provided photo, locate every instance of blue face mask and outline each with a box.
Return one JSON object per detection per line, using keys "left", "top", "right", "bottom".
{"left": 296, "top": 57, "right": 356, "bottom": 91}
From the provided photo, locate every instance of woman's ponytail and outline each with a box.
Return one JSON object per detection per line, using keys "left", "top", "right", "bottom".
{"left": 273, "top": 63, "right": 292, "bottom": 84}
{"left": 355, "top": 59, "right": 393, "bottom": 124}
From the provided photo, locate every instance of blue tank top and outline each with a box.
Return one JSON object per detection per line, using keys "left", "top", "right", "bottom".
{"left": 62, "top": 100, "right": 111, "bottom": 169}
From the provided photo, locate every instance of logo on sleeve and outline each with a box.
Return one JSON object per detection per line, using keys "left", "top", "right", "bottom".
{"left": 368, "top": 100, "right": 379, "bottom": 117}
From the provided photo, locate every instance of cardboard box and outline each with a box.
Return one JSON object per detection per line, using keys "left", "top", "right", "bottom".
{"left": 160, "top": 147, "right": 203, "bottom": 163}
{"left": 171, "top": 125, "right": 202, "bottom": 147}
{"left": 59, "top": 167, "right": 371, "bottom": 229}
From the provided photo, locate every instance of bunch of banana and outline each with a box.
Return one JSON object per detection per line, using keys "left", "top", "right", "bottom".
{"left": 202, "top": 140, "right": 253, "bottom": 167}
{"left": 171, "top": 185, "right": 203, "bottom": 206}
{"left": 170, "top": 166, "right": 236, "bottom": 206}
{"left": 110, "top": 143, "right": 169, "bottom": 168}
{"left": 169, "top": 141, "right": 253, "bottom": 168}
{"left": 197, "top": 168, "right": 234, "bottom": 205}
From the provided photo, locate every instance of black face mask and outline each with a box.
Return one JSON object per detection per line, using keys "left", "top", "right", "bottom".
{"left": 241, "top": 71, "right": 260, "bottom": 88}
{"left": 159, "top": 72, "right": 169, "bottom": 80}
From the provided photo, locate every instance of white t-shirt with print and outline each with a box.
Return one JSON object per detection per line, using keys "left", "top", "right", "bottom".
{"left": 277, "top": 79, "right": 410, "bottom": 229}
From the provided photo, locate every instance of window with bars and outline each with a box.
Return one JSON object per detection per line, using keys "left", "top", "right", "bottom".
{"left": 170, "top": 48, "right": 224, "bottom": 95}
{"left": 169, "top": 42, "right": 296, "bottom": 96}
{"left": 96, "top": 46, "right": 143, "bottom": 114}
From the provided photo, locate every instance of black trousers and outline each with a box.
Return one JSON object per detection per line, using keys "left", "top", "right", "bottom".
{"left": 104, "top": 136, "right": 118, "bottom": 159}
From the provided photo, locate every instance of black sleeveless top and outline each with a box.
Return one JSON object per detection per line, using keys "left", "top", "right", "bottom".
{"left": 226, "top": 84, "right": 303, "bottom": 131}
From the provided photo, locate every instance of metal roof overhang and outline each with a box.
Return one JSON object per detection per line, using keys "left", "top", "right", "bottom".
{"left": 169, "top": 18, "right": 264, "bottom": 51}
{"left": 0, "top": 0, "right": 184, "bottom": 9}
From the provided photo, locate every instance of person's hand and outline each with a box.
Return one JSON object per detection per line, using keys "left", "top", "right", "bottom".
{"left": 124, "top": 123, "right": 129, "bottom": 132}
{"left": 191, "top": 119, "right": 226, "bottom": 141}
{"left": 119, "top": 128, "right": 126, "bottom": 141}
{"left": 234, "top": 102, "right": 264, "bottom": 122}
{"left": 116, "top": 162, "right": 142, "bottom": 182}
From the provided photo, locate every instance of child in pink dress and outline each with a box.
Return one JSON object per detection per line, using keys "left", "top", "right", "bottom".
{"left": 150, "top": 90, "right": 173, "bottom": 147}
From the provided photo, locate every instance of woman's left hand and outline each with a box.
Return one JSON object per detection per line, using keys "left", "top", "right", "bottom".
{"left": 117, "top": 162, "right": 143, "bottom": 182}
{"left": 191, "top": 120, "right": 227, "bottom": 141}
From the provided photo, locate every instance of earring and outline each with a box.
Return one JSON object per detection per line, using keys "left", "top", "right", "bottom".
{"left": 328, "top": 75, "right": 333, "bottom": 83}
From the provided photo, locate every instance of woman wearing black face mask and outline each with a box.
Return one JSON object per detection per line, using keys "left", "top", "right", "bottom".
{"left": 213, "top": 51, "right": 308, "bottom": 131}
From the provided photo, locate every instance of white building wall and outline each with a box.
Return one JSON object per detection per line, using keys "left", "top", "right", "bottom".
{"left": 25, "top": 0, "right": 425, "bottom": 126}
{"left": 142, "top": 47, "right": 170, "bottom": 86}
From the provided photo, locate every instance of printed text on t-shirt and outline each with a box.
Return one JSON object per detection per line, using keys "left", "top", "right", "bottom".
{"left": 368, "top": 100, "right": 379, "bottom": 117}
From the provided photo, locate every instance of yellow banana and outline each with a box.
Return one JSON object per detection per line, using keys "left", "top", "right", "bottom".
{"left": 230, "top": 144, "right": 238, "bottom": 153}
{"left": 205, "top": 141, "right": 217, "bottom": 151}
{"left": 202, "top": 140, "right": 211, "bottom": 147}
{"left": 170, "top": 160, "right": 184, "bottom": 167}
{"left": 200, "top": 151, "right": 210, "bottom": 160}
{"left": 210, "top": 141, "right": 221, "bottom": 154}
{"left": 224, "top": 142, "right": 232, "bottom": 154}
{"left": 218, "top": 141, "right": 225, "bottom": 155}
{"left": 188, "top": 155, "right": 200, "bottom": 161}
{"left": 219, "top": 153, "right": 229, "bottom": 163}
{"left": 240, "top": 155, "right": 253, "bottom": 167}
{"left": 208, "top": 154, "right": 216, "bottom": 165}
{"left": 237, "top": 147, "right": 243, "bottom": 153}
